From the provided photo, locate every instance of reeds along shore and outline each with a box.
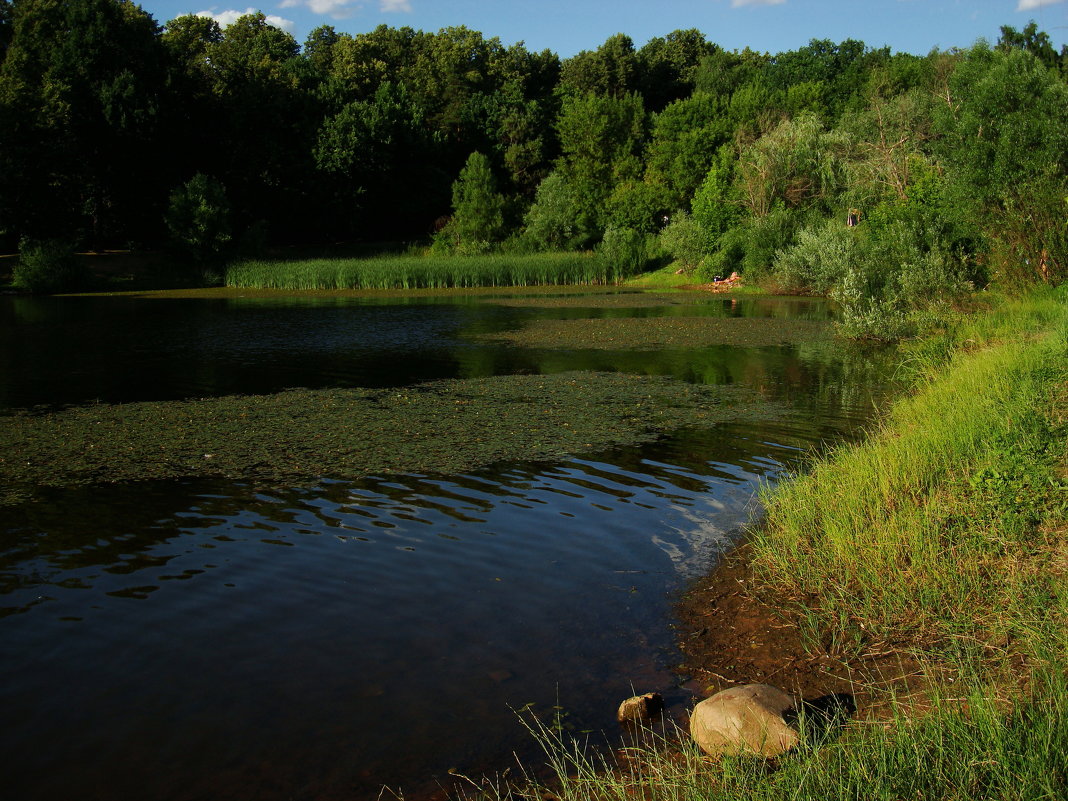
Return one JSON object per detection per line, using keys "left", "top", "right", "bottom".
{"left": 476, "top": 286, "right": 1068, "bottom": 801}
{"left": 224, "top": 252, "right": 615, "bottom": 290}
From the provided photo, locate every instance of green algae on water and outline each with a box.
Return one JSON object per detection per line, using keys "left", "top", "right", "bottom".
{"left": 478, "top": 317, "right": 832, "bottom": 350}
{"left": 0, "top": 372, "right": 782, "bottom": 504}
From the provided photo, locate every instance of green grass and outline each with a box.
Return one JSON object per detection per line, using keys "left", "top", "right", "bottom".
{"left": 473, "top": 669, "right": 1068, "bottom": 801}
{"left": 750, "top": 286, "right": 1068, "bottom": 662}
{"left": 225, "top": 251, "right": 615, "bottom": 290}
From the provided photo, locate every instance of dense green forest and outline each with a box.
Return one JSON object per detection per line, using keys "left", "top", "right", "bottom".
{"left": 1, "top": 0, "right": 1066, "bottom": 333}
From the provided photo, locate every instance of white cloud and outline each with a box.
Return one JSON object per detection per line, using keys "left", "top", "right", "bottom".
{"left": 195, "top": 7, "right": 296, "bottom": 31}
{"left": 1017, "top": 0, "right": 1065, "bottom": 10}
{"left": 380, "top": 0, "right": 412, "bottom": 11}
{"left": 730, "top": 0, "right": 787, "bottom": 6}
{"left": 277, "top": 0, "right": 367, "bottom": 18}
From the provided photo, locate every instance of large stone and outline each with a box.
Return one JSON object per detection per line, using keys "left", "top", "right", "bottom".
{"left": 689, "top": 684, "right": 799, "bottom": 758}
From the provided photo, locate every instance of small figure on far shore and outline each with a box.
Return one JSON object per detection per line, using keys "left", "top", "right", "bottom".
{"left": 846, "top": 208, "right": 860, "bottom": 227}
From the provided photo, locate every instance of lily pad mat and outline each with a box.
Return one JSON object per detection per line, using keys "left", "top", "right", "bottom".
{"left": 477, "top": 317, "right": 831, "bottom": 350}
{"left": 0, "top": 372, "right": 781, "bottom": 504}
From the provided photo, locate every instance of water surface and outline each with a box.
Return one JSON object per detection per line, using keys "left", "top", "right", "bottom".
{"left": 0, "top": 291, "right": 896, "bottom": 801}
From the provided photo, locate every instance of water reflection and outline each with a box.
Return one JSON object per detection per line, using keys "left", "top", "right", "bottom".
{"left": 0, "top": 293, "right": 844, "bottom": 410}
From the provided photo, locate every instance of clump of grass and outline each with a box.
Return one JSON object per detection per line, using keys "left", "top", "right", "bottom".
{"left": 225, "top": 252, "right": 614, "bottom": 290}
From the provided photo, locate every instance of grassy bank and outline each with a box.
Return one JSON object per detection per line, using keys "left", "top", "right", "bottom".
{"left": 751, "top": 287, "right": 1067, "bottom": 664}
{"left": 477, "top": 287, "right": 1068, "bottom": 801}
{"left": 225, "top": 251, "right": 612, "bottom": 290}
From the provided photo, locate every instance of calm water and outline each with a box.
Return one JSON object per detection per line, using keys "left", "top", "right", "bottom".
{"left": 0, "top": 291, "right": 896, "bottom": 801}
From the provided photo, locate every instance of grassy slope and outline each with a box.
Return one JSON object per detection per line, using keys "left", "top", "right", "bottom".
{"left": 489, "top": 287, "right": 1068, "bottom": 801}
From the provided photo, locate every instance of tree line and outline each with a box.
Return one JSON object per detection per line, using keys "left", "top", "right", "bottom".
{"left": 1, "top": 0, "right": 1066, "bottom": 329}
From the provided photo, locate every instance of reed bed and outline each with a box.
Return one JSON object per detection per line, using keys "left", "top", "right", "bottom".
{"left": 225, "top": 252, "right": 614, "bottom": 290}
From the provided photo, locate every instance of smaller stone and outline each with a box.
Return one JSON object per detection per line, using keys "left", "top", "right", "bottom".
{"left": 689, "top": 683, "right": 799, "bottom": 758}
{"left": 617, "top": 692, "right": 664, "bottom": 723}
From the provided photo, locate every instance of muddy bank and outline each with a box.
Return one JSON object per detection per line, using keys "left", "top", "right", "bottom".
{"left": 480, "top": 317, "right": 832, "bottom": 350}
{"left": 0, "top": 371, "right": 781, "bottom": 505}
{"left": 674, "top": 543, "right": 930, "bottom": 719}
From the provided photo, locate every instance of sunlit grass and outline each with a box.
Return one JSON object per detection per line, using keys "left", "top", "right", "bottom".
{"left": 750, "top": 286, "right": 1068, "bottom": 662}
{"left": 465, "top": 671, "right": 1068, "bottom": 801}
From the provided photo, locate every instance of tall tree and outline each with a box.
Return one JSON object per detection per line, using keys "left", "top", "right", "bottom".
{"left": 437, "top": 151, "right": 506, "bottom": 249}
{"left": 637, "top": 29, "right": 715, "bottom": 111}
{"left": 559, "top": 33, "right": 639, "bottom": 98}
{"left": 936, "top": 44, "right": 1068, "bottom": 280}
{"left": 556, "top": 91, "right": 646, "bottom": 231}
{"left": 0, "top": 0, "right": 168, "bottom": 245}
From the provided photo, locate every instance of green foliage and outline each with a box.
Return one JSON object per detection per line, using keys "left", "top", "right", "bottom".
{"left": 936, "top": 44, "right": 1068, "bottom": 280}
{"left": 555, "top": 91, "right": 647, "bottom": 231}
{"left": 691, "top": 146, "right": 743, "bottom": 251}
{"left": 597, "top": 227, "right": 650, "bottom": 280}
{"left": 657, "top": 211, "right": 707, "bottom": 272}
{"left": 644, "top": 92, "right": 732, "bottom": 208}
{"left": 605, "top": 180, "right": 666, "bottom": 233}
{"left": 773, "top": 219, "right": 856, "bottom": 294}
{"left": 522, "top": 171, "right": 597, "bottom": 251}
{"left": 164, "top": 174, "right": 232, "bottom": 264}
{"left": 435, "top": 152, "right": 507, "bottom": 252}
{"left": 636, "top": 29, "right": 715, "bottom": 110}
{"left": 559, "top": 33, "right": 638, "bottom": 98}
{"left": 13, "top": 238, "right": 88, "bottom": 294}
{"left": 2, "top": 6, "right": 1066, "bottom": 306}
{"left": 997, "top": 21, "right": 1067, "bottom": 74}
{"left": 836, "top": 222, "right": 968, "bottom": 340}
{"left": 737, "top": 112, "right": 852, "bottom": 217}
{"left": 709, "top": 205, "right": 813, "bottom": 282}
{"left": 0, "top": 0, "right": 168, "bottom": 244}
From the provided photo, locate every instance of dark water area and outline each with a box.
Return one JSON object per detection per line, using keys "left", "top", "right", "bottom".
{"left": 0, "top": 292, "right": 832, "bottom": 410}
{"left": 0, "top": 291, "right": 897, "bottom": 801}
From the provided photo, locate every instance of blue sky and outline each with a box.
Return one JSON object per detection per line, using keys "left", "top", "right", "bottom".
{"left": 139, "top": 0, "right": 1067, "bottom": 57}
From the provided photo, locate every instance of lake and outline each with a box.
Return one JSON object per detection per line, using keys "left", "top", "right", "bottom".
{"left": 0, "top": 289, "right": 897, "bottom": 801}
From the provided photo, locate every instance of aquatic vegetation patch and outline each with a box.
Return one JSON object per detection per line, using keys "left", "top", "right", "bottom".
{"left": 478, "top": 316, "right": 831, "bottom": 350}
{"left": 479, "top": 291, "right": 718, "bottom": 308}
{"left": 0, "top": 372, "right": 779, "bottom": 504}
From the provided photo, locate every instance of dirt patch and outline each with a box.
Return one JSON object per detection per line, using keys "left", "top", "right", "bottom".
{"left": 674, "top": 544, "right": 931, "bottom": 719}
{"left": 479, "top": 317, "right": 831, "bottom": 350}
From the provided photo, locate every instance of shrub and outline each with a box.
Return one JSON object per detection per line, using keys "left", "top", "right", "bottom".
{"left": 773, "top": 219, "right": 856, "bottom": 294}
{"left": 12, "top": 238, "right": 88, "bottom": 294}
{"left": 834, "top": 220, "right": 969, "bottom": 340}
{"left": 435, "top": 152, "right": 507, "bottom": 252}
{"left": 691, "top": 145, "right": 742, "bottom": 251}
{"left": 522, "top": 171, "right": 598, "bottom": 251}
{"left": 165, "top": 174, "right": 232, "bottom": 265}
{"left": 605, "top": 180, "right": 666, "bottom": 233}
{"left": 658, "top": 210, "right": 708, "bottom": 272}
{"left": 597, "top": 227, "right": 650, "bottom": 281}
